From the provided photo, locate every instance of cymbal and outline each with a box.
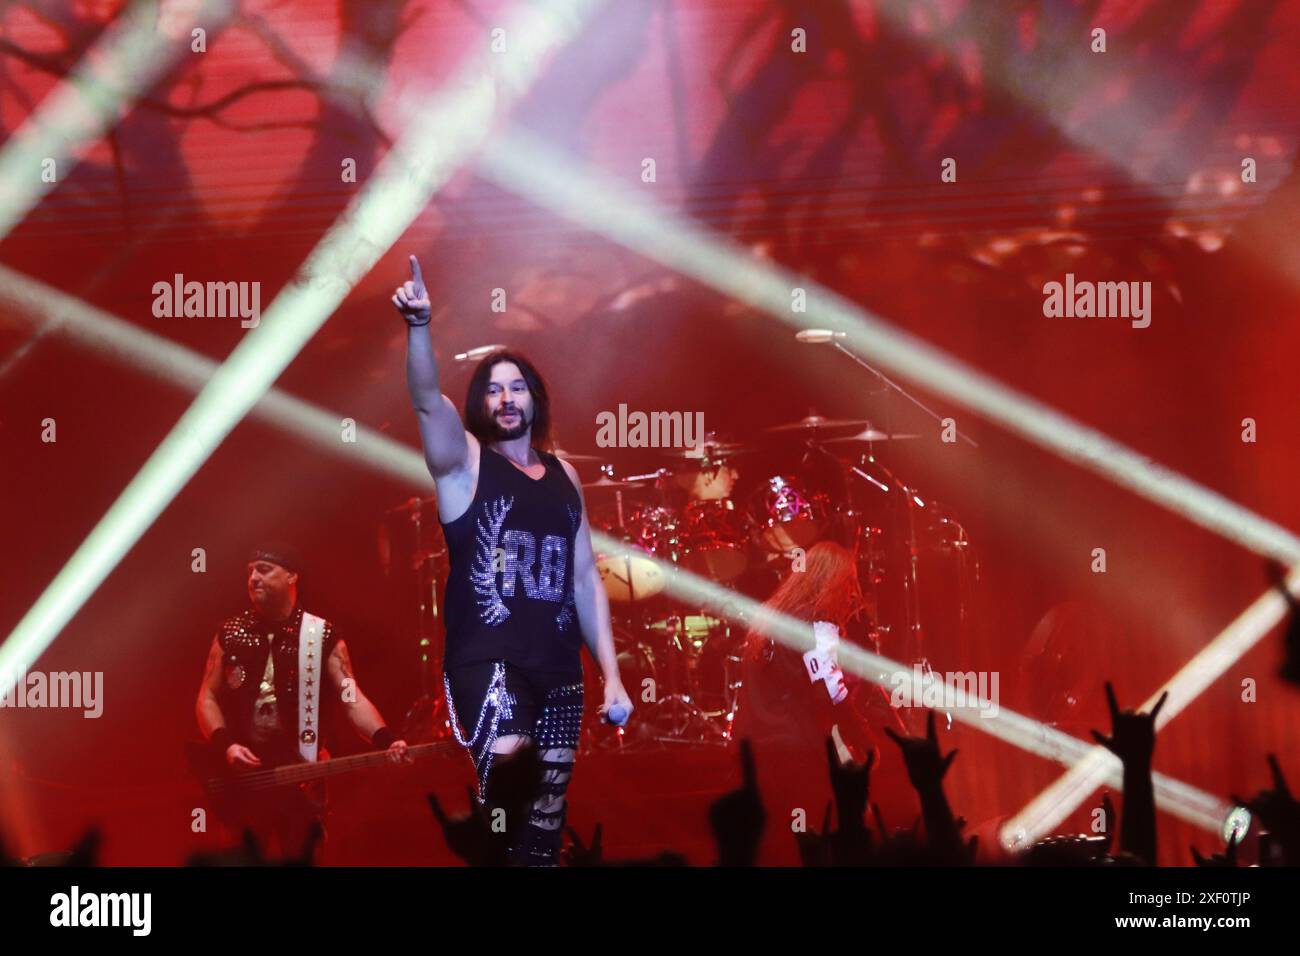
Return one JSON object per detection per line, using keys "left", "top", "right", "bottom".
{"left": 659, "top": 442, "right": 753, "bottom": 461}
{"left": 821, "top": 427, "right": 920, "bottom": 444}
{"left": 553, "top": 447, "right": 608, "bottom": 464}
{"left": 765, "top": 415, "right": 869, "bottom": 433}
{"left": 582, "top": 475, "right": 650, "bottom": 491}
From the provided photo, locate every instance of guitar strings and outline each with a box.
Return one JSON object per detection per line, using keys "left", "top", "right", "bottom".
{"left": 209, "top": 742, "right": 451, "bottom": 795}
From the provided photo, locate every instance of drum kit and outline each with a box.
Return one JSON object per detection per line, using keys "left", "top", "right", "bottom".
{"left": 381, "top": 417, "right": 977, "bottom": 751}
{"left": 575, "top": 416, "right": 976, "bottom": 749}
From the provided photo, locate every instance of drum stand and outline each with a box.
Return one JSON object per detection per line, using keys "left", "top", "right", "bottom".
{"left": 396, "top": 505, "right": 454, "bottom": 743}
{"left": 652, "top": 613, "right": 735, "bottom": 745}
{"left": 819, "top": 338, "right": 977, "bottom": 677}
{"left": 589, "top": 490, "right": 681, "bottom": 750}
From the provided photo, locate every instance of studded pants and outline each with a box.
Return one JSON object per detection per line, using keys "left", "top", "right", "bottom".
{"left": 444, "top": 661, "right": 584, "bottom": 866}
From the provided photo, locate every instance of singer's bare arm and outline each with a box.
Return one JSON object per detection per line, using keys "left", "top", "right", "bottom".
{"left": 559, "top": 458, "right": 631, "bottom": 719}
{"left": 395, "top": 255, "right": 480, "bottom": 520}
{"left": 407, "top": 326, "right": 474, "bottom": 477}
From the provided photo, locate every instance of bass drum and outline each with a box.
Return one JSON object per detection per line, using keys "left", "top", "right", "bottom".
{"left": 593, "top": 504, "right": 679, "bottom": 604}
{"left": 581, "top": 623, "right": 659, "bottom": 749}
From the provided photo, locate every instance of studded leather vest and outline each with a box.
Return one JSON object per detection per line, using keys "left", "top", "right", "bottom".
{"left": 216, "top": 607, "right": 338, "bottom": 762}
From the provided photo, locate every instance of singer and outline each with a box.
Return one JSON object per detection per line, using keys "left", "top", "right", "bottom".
{"left": 392, "top": 255, "right": 633, "bottom": 866}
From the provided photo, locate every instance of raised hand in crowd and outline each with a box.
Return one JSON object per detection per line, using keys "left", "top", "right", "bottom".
{"left": 822, "top": 738, "right": 877, "bottom": 864}
{"left": 9, "top": 826, "right": 106, "bottom": 867}
{"left": 428, "top": 786, "right": 508, "bottom": 867}
{"left": 1233, "top": 754, "right": 1300, "bottom": 866}
{"left": 826, "top": 736, "right": 873, "bottom": 834}
{"left": 1091, "top": 682, "right": 1166, "bottom": 767}
{"left": 428, "top": 744, "right": 541, "bottom": 866}
{"left": 564, "top": 823, "right": 604, "bottom": 867}
{"left": 1266, "top": 560, "right": 1300, "bottom": 686}
{"left": 793, "top": 802, "right": 834, "bottom": 867}
{"left": 1090, "top": 683, "right": 1165, "bottom": 865}
{"left": 884, "top": 710, "right": 966, "bottom": 863}
{"left": 884, "top": 710, "right": 958, "bottom": 790}
{"left": 709, "top": 740, "right": 766, "bottom": 867}
{"left": 1191, "top": 830, "right": 1239, "bottom": 868}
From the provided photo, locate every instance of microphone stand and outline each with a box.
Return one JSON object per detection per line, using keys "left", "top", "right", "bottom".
{"left": 811, "top": 337, "right": 975, "bottom": 706}
{"left": 828, "top": 340, "right": 978, "bottom": 449}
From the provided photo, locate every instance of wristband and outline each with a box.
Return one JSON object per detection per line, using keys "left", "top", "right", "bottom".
{"left": 210, "top": 727, "right": 234, "bottom": 754}
{"left": 404, "top": 315, "right": 431, "bottom": 328}
{"left": 805, "top": 621, "right": 849, "bottom": 704}
{"left": 372, "top": 726, "right": 397, "bottom": 750}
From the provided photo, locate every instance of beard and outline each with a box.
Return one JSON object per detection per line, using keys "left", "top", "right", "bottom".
{"left": 492, "top": 406, "right": 531, "bottom": 440}
{"left": 249, "top": 587, "right": 276, "bottom": 612}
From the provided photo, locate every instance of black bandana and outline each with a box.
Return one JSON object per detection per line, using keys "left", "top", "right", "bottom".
{"left": 248, "top": 543, "right": 302, "bottom": 574}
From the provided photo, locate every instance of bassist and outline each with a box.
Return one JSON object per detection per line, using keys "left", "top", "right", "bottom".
{"left": 194, "top": 544, "right": 409, "bottom": 857}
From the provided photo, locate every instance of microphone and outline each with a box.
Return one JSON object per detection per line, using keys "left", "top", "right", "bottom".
{"left": 454, "top": 344, "right": 504, "bottom": 361}
{"left": 604, "top": 704, "right": 629, "bottom": 727}
{"left": 795, "top": 329, "right": 846, "bottom": 344}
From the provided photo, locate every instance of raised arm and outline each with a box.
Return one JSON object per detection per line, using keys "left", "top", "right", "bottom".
{"left": 1091, "top": 683, "right": 1164, "bottom": 865}
{"left": 394, "top": 255, "right": 471, "bottom": 479}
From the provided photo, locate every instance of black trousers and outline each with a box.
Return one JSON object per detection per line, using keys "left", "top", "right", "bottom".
{"left": 444, "top": 661, "right": 584, "bottom": 866}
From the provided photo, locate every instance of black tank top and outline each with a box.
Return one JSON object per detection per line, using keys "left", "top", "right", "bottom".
{"left": 441, "top": 446, "right": 584, "bottom": 673}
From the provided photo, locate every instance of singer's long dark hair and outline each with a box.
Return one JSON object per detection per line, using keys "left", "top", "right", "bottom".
{"left": 464, "top": 349, "right": 554, "bottom": 450}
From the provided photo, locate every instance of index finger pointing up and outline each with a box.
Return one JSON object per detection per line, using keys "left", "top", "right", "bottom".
{"left": 409, "top": 254, "right": 426, "bottom": 291}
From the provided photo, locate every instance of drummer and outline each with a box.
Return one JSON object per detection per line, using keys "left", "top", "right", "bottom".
{"left": 666, "top": 441, "right": 796, "bottom": 600}
{"left": 667, "top": 441, "right": 740, "bottom": 506}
